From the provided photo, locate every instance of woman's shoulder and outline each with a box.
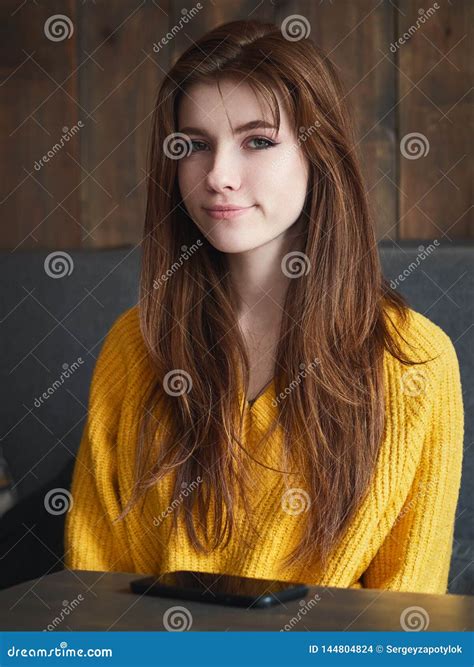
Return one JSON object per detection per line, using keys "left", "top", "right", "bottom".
{"left": 105, "top": 303, "right": 141, "bottom": 339}
{"left": 383, "top": 302, "right": 458, "bottom": 364}
{"left": 101, "top": 304, "right": 143, "bottom": 351}
{"left": 87, "top": 304, "right": 150, "bottom": 415}
{"left": 93, "top": 304, "right": 146, "bottom": 380}
{"left": 382, "top": 303, "right": 462, "bottom": 408}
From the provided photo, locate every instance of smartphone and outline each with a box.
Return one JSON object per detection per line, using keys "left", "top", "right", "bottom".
{"left": 130, "top": 570, "right": 309, "bottom": 608}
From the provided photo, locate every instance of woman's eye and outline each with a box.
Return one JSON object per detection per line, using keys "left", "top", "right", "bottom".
{"left": 188, "top": 137, "right": 277, "bottom": 154}
{"left": 247, "top": 137, "right": 276, "bottom": 150}
{"left": 190, "top": 140, "right": 208, "bottom": 153}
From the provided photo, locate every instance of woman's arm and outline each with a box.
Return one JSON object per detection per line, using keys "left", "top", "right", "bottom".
{"left": 64, "top": 312, "right": 136, "bottom": 574}
{"left": 361, "top": 334, "right": 464, "bottom": 594}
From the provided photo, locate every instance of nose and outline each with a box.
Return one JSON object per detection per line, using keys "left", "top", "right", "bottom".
{"left": 205, "top": 145, "right": 242, "bottom": 193}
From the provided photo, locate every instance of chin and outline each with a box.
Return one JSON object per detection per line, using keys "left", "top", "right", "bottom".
{"left": 205, "top": 234, "right": 261, "bottom": 254}
{"left": 208, "top": 241, "right": 253, "bottom": 254}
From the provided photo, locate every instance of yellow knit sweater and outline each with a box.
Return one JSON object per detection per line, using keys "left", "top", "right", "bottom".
{"left": 64, "top": 304, "right": 464, "bottom": 594}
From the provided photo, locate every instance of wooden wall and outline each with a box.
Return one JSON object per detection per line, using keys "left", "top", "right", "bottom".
{"left": 1, "top": 0, "right": 472, "bottom": 249}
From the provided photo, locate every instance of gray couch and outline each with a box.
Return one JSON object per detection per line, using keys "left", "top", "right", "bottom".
{"left": 0, "top": 241, "right": 472, "bottom": 593}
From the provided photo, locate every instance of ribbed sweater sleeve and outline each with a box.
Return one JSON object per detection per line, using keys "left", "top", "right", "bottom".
{"left": 64, "top": 312, "right": 135, "bottom": 573}
{"left": 361, "top": 333, "right": 464, "bottom": 594}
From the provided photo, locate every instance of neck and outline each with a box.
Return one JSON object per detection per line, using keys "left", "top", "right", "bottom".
{"left": 227, "top": 217, "right": 306, "bottom": 320}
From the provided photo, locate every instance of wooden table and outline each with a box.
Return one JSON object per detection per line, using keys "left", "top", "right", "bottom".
{"left": 0, "top": 569, "right": 472, "bottom": 631}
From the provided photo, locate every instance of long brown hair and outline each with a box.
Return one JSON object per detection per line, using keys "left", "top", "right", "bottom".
{"left": 116, "top": 19, "right": 433, "bottom": 571}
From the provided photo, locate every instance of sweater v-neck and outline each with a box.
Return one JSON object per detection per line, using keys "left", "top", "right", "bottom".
{"left": 245, "top": 377, "right": 275, "bottom": 408}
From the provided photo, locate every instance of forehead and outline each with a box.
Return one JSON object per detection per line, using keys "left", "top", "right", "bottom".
{"left": 177, "top": 78, "right": 289, "bottom": 133}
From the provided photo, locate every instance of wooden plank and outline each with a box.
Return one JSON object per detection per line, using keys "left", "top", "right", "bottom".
{"left": 2, "top": 2, "right": 470, "bottom": 249}
{"left": 398, "top": 0, "right": 473, "bottom": 239}
{"left": 78, "top": 0, "right": 169, "bottom": 247}
{"left": 0, "top": 0, "right": 82, "bottom": 250}
{"left": 168, "top": 0, "right": 276, "bottom": 63}
{"left": 273, "top": 1, "right": 397, "bottom": 240}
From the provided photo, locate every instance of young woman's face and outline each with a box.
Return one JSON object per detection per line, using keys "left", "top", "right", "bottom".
{"left": 177, "top": 79, "right": 309, "bottom": 254}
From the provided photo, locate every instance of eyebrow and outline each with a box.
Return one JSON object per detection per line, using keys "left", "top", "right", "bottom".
{"left": 179, "top": 119, "right": 278, "bottom": 137}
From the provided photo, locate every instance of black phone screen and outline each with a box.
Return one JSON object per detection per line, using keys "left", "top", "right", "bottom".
{"left": 130, "top": 570, "right": 309, "bottom": 608}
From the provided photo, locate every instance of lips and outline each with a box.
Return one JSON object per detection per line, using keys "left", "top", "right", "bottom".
{"left": 204, "top": 205, "right": 252, "bottom": 212}
{"left": 203, "top": 205, "right": 255, "bottom": 220}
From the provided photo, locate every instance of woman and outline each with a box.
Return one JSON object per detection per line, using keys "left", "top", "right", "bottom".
{"left": 64, "top": 19, "right": 464, "bottom": 593}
